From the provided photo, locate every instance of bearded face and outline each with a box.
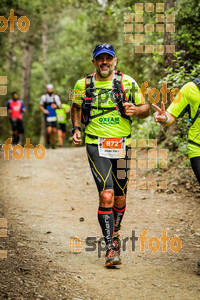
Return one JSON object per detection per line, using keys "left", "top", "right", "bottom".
{"left": 93, "top": 54, "right": 117, "bottom": 78}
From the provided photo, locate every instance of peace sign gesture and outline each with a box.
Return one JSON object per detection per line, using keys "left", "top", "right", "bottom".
{"left": 152, "top": 101, "right": 168, "bottom": 123}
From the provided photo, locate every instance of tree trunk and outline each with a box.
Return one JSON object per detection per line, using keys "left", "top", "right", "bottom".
{"left": 6, "top": 33, "right": 14, "bottom": 72}
{"left": 21, "top": 41, "right": 34, "bottom": 109}
{"left": 42, "top": 22, "right": 49, "bottom": 81}
{"left": 159, "top": 0, "right": 177, "bottom": 146}
{"left": 40, "top": 21, "right": 49, "bottom": 146}
{"left": 163, "top": 0, "right": 175, "bottom": 69}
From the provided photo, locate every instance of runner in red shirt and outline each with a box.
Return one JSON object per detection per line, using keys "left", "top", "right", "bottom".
{"left": 7, "top": 92, "right": 25, "bottom": 145}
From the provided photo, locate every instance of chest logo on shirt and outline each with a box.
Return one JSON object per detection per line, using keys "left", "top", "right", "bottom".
{"left": 94, "top": 89, "right": 114, "bottom": 105}
{"left": 99, "top": 117, "right": 119, "bottom": 125}
{"left": 13, "top": 106, "right": 20, "bottom": 111}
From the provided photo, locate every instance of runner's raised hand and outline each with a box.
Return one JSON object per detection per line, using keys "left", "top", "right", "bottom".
{"left": 152, "top": 101, "right": 168, "bottom": 123}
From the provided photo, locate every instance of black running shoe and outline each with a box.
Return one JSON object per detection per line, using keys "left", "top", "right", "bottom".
{"left": 105, "top": 246, "right": 121, "bottom": 267}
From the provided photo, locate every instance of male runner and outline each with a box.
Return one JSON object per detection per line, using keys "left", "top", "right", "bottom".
{"left": 71, "top": 44, "right": 149, "bottom": 267}
{"left": 40, "top": 84, "right": 61, "bottom": 148}
{"left": 152, "top": 79, "right": 200, "bottom": 273}
{"left": 7, "top": 92, "right": 25, "bottom": 145}
{"left": 56, "top": 103, "right": 71, "bottom": 147}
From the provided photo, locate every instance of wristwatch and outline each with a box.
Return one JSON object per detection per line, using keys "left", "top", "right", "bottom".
{"left": 72, "top": 126, "right": 81, "bottom": 135}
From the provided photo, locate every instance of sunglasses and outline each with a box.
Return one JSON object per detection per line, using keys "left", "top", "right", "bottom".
{"left": 93, "top": 44, "right": 115, "bottom": 54}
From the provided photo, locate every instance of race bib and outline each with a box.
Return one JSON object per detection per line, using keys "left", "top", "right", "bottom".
{"left": 46, "top": 116, "right": 57, "bottom": 122}
{"left": 13, "top": 106, "right": 20, "bottom": 111}
{"left": 98, "top": 137, "right": 126, "bottom": 159}
{"left": 57, "top": 115, "right": 65, "bottom": 122}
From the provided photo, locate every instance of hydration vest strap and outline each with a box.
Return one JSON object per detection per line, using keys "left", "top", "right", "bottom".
{"left": 190, "top": 104, "right": 200, "bottom": 125}
{"left": 189, "top": 78, "right": 200, "bottom": 125}
{"left": 44, "top": 94, "right": 56, "bottom": 108}
{"left": 119, "top": 71, "right": 128, "bottom": 102}
{"left": 90, "top": 107, "right": 116, "bottom": 119}
{"left": 85, "top": 73, "right": 94, "bottom": 90}
{"left": 91, "top": 105, "right": 115, "bottom": 110}
{"left": 46, "top": 94, "right": 56, "bottom": 103}
{"left": 188, "top": 139, "right": 200, "bottom": 148}
{"left": 86, "top": 133, "right": 131, "bottom": 139}
{"left": 112, "top": 71, "right": 131, "bottom": 121}
{"left": 85, "top": 74, "right": 95, "bottom": 100}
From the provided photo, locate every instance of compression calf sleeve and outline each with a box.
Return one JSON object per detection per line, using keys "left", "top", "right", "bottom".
{"left": 113, "top": 205, "right": 126, "bottom": 232}
{"left": 98, "top": 206, "right": 114, "bottom": 247}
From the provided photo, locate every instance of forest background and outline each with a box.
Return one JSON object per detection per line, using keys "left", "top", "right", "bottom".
{"left": 0, "top": 0, "right": 199, "bottom": 166}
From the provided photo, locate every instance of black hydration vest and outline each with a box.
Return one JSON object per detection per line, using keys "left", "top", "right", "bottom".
{"left": 43, "top": 94, "right": 56, "bottom": 109}
{"left": 81, "top": 70, "right": 135, "bottom": 126}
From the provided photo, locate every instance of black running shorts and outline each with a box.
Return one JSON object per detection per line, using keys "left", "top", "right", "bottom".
{"left": 86, "top": 144, "right": 130, "bottom": 196}
{"left": 10, "top": 118, "right": 24, "bottom": 134}
{"left": 57, "top": 123, "right": 66, "bottom": 132}
{"left": 45, "top": 120, "right": 57, "bottom": 128}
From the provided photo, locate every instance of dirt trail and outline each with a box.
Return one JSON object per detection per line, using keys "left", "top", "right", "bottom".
{"left": 0, "top": 146, "right": 200, "bottom": 300}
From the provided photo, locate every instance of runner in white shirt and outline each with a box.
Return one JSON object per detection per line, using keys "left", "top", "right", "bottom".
{"left": 40, "top": 84, "right": 61, "bottom": 148}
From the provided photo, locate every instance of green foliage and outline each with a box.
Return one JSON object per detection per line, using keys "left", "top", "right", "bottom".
{"left": 162, "top": 51, "right": 200, "bottom": 89}
{"left": 0, "top": 0, "right": 199, "bottom": 146}
{"left": 131, "top": 116, "right": 160, "bottom": 140}
{"left": 169, "top": 112, "right": 197, "bottom": 158}
{"left": 160, "top": 0, "right": 200, "bottom": 157}
{"left": 173, "top": 0, "right": 200, "bottom": 63}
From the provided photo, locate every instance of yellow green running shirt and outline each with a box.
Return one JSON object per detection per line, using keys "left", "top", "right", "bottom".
{"left": 56, "top": 103, "right": 70, "bottom": 124}
{"left": 72, "top": 74, "right": 142, "bottom": 145}
{"left": 167, "top": 82, "right": 200, "bottom": 159}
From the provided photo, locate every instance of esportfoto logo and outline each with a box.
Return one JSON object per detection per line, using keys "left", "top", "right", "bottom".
{"left": 69, "top": 230, "right": 182, "bottom": 257}
{"left": 0, "top": 218, "right": 8, "bottom": 259}
{"left": 0, "top": 9, "right": 30, "bottom": 32}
